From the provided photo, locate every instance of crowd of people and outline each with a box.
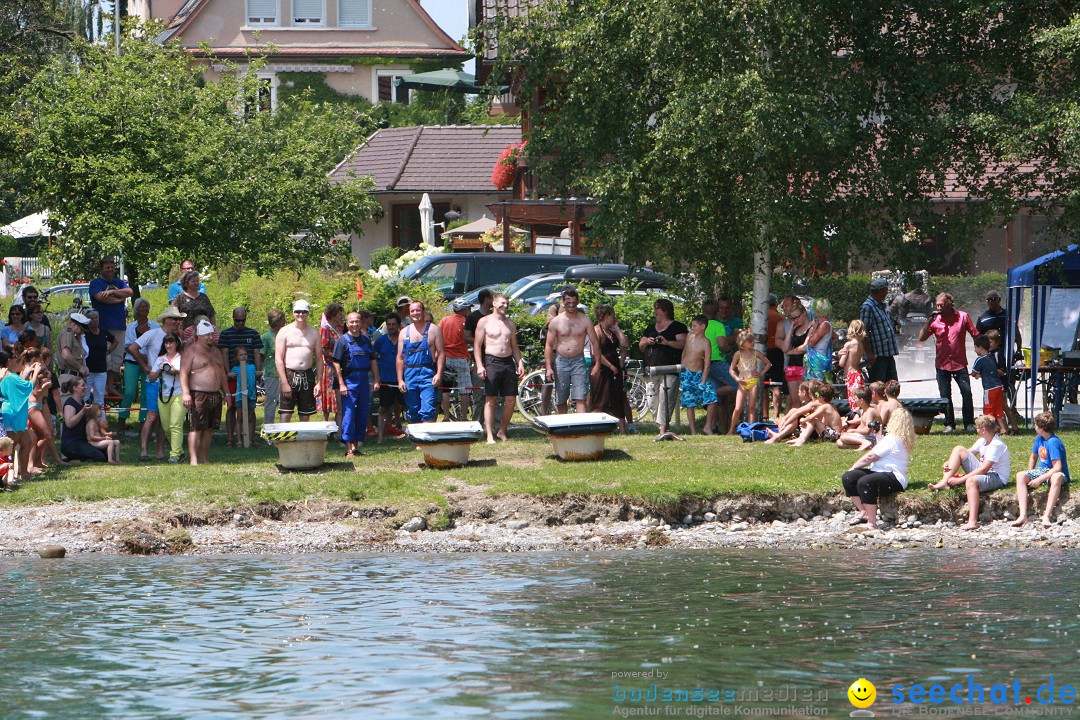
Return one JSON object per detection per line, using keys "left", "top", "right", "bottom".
{"left": 0, "top": 263, "right": 1068, "bottom": 530}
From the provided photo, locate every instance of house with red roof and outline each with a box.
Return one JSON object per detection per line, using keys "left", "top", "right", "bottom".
{"left": 328, "top": 125, "right": 519, "bottom": 265}
{"left": 130, "top": 0, "right": 470, "bottom": 110}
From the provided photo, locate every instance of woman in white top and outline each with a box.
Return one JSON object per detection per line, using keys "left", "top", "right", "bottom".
{"left": 842, "top": 407, "right": 915, "bottom": 529}
{"left": 148, "top": 332, "right": 185, "bottom": 464}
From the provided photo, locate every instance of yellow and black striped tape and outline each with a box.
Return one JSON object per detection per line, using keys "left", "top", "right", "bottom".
{"left": 262, "top": 431, "right": 299, "bottom": 443}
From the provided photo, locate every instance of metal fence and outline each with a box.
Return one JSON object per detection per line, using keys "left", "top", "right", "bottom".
{"left": 2, "top": 257, "right": 52, "bottom": 296}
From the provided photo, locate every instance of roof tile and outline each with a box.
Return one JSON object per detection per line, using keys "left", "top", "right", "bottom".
{"left": 330, "top": 125, "right": 522, "bottom": 193}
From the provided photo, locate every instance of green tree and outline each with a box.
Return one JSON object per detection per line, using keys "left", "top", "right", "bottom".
{"left": 481, "top": 1, "right": 1074, "bottom": 290}
{"left": 0, "top": 0, "right": 92, "bottom": 226}
{"left": 15, "top": 28, "right": 378, "bottom": 288}
{"left": 972, "top": 14, "right": 1080, "bottom": 240}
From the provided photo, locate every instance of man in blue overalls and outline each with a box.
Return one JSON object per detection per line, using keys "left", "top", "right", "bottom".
{"left": 333, "top": 312, "right": 378, "bottom": 457}
{"left": 396, "top": 301, "right": 445, "bottom": 424}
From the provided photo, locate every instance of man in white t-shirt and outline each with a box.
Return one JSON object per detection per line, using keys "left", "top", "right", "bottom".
{"left": 929, "top": 414, "right": 1011, "bottom": 530}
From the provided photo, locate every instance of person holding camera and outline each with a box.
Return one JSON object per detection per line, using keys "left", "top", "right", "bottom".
{"left": 148, "top": 332, "right": 185, "bottom": 463}
{"left": 639, "top": 299, "right": 687, "bottom": 438}
{"left": 919, "top": 292, "right": 979, "bottom": 433}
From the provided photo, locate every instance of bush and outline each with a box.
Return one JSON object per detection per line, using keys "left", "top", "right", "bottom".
{"left": 369, "top": 246, "right": 400, "bottom": 272}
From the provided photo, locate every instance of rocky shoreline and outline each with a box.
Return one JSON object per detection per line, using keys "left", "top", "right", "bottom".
{"left": 3, "top": 488, "right": 1080, "bottom": 556}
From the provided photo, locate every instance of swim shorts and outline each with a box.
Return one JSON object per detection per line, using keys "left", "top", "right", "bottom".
{"left": 484, "top": 355, "right": 518, "bottom": 397}
{"left": 280, "top": 367, "right": 317, "bottom": 417}
{"left": 189, "top": 390, "right": 222, "bottom": 431}
{"left": 679, "top": 369, "right": 718, "bottom": 408}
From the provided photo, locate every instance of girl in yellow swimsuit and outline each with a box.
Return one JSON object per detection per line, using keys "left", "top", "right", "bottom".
{"left": 728, "top": 330, "right": 773, "bottom": 433}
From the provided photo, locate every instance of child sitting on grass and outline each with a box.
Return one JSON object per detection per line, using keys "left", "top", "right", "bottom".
{"left": 727, "top": 329, "right": 771, "bottom": 434}
{"left": 971, "top": 336, "right": 1008, "bottom": 436}
{"left": 930, "top": 414, "right": 1011, "bottom": 530}
{"left": 837, "top": 386, "right": 881, "bottom": 450}
{"left": 85, "top": 404, "right": 121, "bottom": 465}
{"left": 678, "top": 315, "right": 718, "bottom": 436}
{"left": 1013, "top": 411, "right": 1070, "bottom": 528}
{"left": 789, "top": 383, "right": 843, "bottom": 446}
{"left": 763, "top": 380, "right": 817, "bottom": 444}
{"left": 878, "top": 380, "right": 902, "bottom": 427}
{"left": 0, "top": 436, "right": 14, "bottom": 489}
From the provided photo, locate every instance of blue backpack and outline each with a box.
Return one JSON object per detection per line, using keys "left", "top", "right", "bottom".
{"left": 736, "top": 421, "right": 778, "bottom": 443}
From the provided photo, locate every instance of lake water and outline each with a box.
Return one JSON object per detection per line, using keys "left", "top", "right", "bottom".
{"left": 3, "top": 551, "right": 1079, "bottom": 719}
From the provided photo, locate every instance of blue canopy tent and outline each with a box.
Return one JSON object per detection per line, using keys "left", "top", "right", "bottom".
{"left": 1007, "top": 244, "right": 1080, "bottom": 419}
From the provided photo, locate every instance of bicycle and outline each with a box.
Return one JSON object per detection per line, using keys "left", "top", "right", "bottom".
{"left": 515, "top": 360, "right": 651, "bottom": 424}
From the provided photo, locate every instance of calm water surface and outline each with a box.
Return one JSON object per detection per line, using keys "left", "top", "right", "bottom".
{"left": 2, "top": 551, "right": 1079, "bottom": 719}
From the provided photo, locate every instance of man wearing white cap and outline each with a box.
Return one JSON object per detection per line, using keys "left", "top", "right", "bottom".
{"left": 57, "top": 313, "right": 91, "bottom": 389}
{"left": 274, "top": 300, "right": 322, "bottom": 422}
{"left": 181, "top": 319, "right": 228, "bottom": 464}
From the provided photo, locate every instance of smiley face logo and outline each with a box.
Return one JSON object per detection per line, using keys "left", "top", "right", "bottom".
{"left": 848, "top": 678, "right": 876, "bottom": 709}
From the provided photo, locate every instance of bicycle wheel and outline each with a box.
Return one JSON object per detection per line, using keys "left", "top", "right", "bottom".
{"left": 516, "top": 369, "right": 548, "bottom": 423}
{"left": 445, "top": 389, "right": 464, "bottom": 421}
{"left": 626, "top": 370, "right": 651, "bottom": 422}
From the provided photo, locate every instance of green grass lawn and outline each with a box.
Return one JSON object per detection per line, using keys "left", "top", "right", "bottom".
{"left": 1, "top": 424, "right": 1072, "bottom": 512}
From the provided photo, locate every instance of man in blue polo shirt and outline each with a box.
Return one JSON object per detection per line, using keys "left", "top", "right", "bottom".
{"left": 167, "top": 259, "right": 207, "bottom": 302}
{"left": 89, "top": 258, "right": 133, "bottom": 397}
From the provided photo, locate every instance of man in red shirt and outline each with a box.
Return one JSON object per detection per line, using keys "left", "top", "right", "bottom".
{"left": 919, "top": 292, "right": 979, "bottom": 432}
{"left": 439, "top": 298, "right": 473, "bottom": 420}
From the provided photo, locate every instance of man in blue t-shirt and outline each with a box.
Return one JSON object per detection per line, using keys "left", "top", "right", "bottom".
{"left": 372, "top": 313, "right": 404, "bottom": 442}
{"left": 167, "top": 259, "right": 207, "bottom": 302}
{"left": 89, "top": 258, "right": 133, "bottom": 397}
{"left": 1014, "top": 411, "right": 1070, "bottom": 528}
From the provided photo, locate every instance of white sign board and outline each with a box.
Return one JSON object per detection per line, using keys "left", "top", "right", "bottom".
{"left": 1040, "top": 287, "right": 1080, "bottom": 352}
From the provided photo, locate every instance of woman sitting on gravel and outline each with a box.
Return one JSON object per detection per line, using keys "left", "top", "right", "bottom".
{"left": 841, "top": 407, "right": 915, "bottom": 529}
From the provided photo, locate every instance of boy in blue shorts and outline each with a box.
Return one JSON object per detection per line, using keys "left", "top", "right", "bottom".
{"left": 679, "top": 315, "right": 718, "bottom": 436}
{"left": 1013, "top": 411, "right": 1070, "bottom": 528}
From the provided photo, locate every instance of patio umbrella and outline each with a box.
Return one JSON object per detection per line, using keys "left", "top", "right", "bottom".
{"left": 394, "top": 69, "right": 507, "bottom": 94}
{"left": 419, "top": 193, "right": 434, "bottom": 247}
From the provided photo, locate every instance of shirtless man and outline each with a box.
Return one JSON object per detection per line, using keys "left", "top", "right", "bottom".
{"left": 396, "top": 301, "right": 444, "bottom": 424}
{"left": 544, "top": 288, "right": 601, "bottom": 414}
{"left": 274, "top": 299, "right": 323, "bottom": 423}
{"left": 180, "top": 319, "right": 228, "bottom": 465}
{"left": 475, "top": 292, "right": 525, "bottom": 443}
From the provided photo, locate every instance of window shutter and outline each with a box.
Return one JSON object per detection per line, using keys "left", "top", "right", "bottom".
{"left": 378, "top": 76, "right": 391, "bottom": 102}
{"left": 338, "top": 0, "right": 370, "bottom": 27}
{"left": 247, "top": 0, "right": 276, "bottom": 24}
{"left": 293, "top": 0, "right": 321, "bottom": 23}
